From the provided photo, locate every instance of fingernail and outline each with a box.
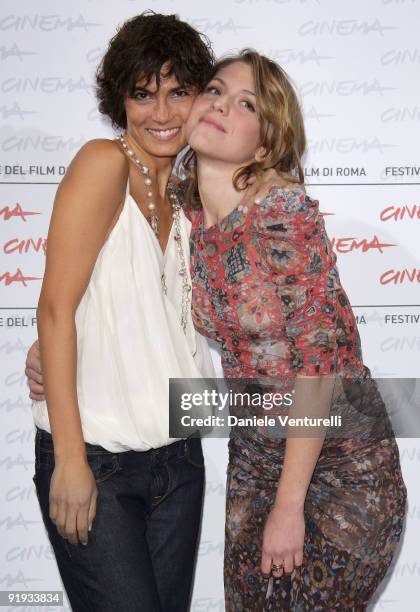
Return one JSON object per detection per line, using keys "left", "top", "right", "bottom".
{"left": 255, "top": 198, "right": 261, "bottom": 204}
{"left": 82, "top": 541, "right": 88, "bottom": 546}
{"left": 88, "top": 524, "right": 92, "bottom": 532}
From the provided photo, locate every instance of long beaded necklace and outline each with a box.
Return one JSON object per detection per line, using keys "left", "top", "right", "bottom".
{"left": 116, "top": 133, "right": 191, "bottom": 335}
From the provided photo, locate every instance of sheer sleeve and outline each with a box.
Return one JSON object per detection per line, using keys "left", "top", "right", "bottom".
{"left": 170, "top": 177, "right": 201, "bottom": 223}
{"left": 255, "top": 186, "right": 346, "bottom": 377}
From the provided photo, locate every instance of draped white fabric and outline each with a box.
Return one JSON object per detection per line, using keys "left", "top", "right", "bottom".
{"left": 33, "top": 189, "right": 215, "bottom": 451}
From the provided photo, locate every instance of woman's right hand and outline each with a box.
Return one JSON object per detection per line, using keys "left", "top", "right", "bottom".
{"left": 25, "top": 340, "right": 45, "bottom": 401}
{"left": 49, "top": 458, "right": 98, "bottom": 546}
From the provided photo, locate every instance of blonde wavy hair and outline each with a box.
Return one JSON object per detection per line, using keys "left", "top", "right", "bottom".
{"left": 181, "top": 48, "right": 306, "bottom": 206}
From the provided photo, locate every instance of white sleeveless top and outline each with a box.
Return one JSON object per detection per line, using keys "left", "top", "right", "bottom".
{"left": 33, "top": 185, "right": 215, "bottom": 452}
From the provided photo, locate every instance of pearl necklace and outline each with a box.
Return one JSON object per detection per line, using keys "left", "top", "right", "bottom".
{"left": 116, "top": 134, "right": 191, "bottom": 335}
{"left": 116, "top": 134, "right": 159, "bottom": 235}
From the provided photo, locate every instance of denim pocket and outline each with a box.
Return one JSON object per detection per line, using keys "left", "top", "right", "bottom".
{"left": 186, "top": 438, "right": 205, "bottom": 468}
{"left": 88, "top": 453, "right": 120, "bottom": 484}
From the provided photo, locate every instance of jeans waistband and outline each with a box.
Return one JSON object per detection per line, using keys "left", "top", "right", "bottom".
{"left": 35, "top": 426, "right": 199, "bottom": 460}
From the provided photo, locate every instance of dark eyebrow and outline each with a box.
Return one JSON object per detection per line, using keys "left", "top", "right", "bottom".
{"left": 134, "top": 84, "right": 154, "bottom": 92}
{"left": 169, "top": 85, "right": 192, "bottom": 92}
{"left": 210, "top": 76, "right": 256, "bottom": 97}
{"left": 133, "top": 83, "right": 190, "bottom": 94}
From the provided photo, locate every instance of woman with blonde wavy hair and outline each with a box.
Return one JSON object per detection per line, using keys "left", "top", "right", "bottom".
{"left": 183, "top": 49, "right": 407, "bottom": 610}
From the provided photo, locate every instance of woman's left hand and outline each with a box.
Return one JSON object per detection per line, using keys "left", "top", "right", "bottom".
{"left": 261, "top": 503, "right": 305, "bottom": 577}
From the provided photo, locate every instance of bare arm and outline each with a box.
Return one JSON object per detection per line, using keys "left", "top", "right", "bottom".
{"left": 261, "top": 376, "right": 335, "bottom": 576}
{"left": 37, "top": 139, "right": 127, "bottom": 544}
{"left": 275, "top": 376, "right": 335, "bottom": 507}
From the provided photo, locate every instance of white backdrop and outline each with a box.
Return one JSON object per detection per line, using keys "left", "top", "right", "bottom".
{"left": 1, "top": 1, "right": 419, "bottom": 610}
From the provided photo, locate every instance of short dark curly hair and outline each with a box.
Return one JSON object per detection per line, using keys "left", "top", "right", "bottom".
{"left": 96, "top": 11, "right": 215, "bottom": 129}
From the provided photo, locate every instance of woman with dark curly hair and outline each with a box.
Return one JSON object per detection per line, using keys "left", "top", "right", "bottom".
{"left": 26, "top": 12, "right": 218, "bottom": 612}
{"left": 25, "top": 12, "right": 286, "bottom": 611}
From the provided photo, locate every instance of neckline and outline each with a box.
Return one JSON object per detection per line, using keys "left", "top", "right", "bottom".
{"left": 202, "top": 204, "right": 240, "bottom": 232}
{"left": 198, "top": 190, "right": 264, "bottom": 238}
{"left": 127, "top": 193, "right": 175, "bottom": 259}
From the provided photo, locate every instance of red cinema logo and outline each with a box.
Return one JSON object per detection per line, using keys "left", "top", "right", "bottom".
{"left": 3, "top": 237, "right": 47, "bottom": 255}
{"left": 380, "top": 204, "right": 420, "bottom": 222}
{"left": 330, "top": 235, "right": 396, "bottom": 253}
{"left": 380, "top": 268, "right": 420, "bottom": 285}
{"left": 0, "top": 268, "right": 42, "bottom": 286}
{"left": 0, "top": 203, "right": 41, "bottom": 222}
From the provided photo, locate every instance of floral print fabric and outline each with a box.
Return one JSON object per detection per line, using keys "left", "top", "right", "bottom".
{"left": 225, "top": 433, "right": 406, "bottom": 611}
{"left": 189, "top": 186, "right": 365, "bottom": 380}
{"left": 186, "top": 186, "right": 407, "bottom": 610}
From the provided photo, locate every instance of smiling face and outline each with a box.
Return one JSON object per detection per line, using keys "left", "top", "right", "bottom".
{"left": 185, "top": 61, "right": 262, "bottom": 166}
{"left": 124, "top": 63, "right": 198, "bottom": 162}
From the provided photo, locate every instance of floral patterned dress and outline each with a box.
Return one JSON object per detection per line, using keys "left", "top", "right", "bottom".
{"left": 187, "top": 186, "right": 407, "bottom": 611}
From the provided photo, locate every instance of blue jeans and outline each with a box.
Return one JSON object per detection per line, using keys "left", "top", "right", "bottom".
{"left": 33, "top": 427, "right": 205, "bottom": 612}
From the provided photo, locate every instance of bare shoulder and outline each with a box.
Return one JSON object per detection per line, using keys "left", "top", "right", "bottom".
{"left": 80, "top": 138, "right": 124, "bottom": 158}
{"left": 59, "top": 138, "right": 128, "bottom": 202}
{"left": 68, "top": 138, "right": 126, "bottom": 177}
